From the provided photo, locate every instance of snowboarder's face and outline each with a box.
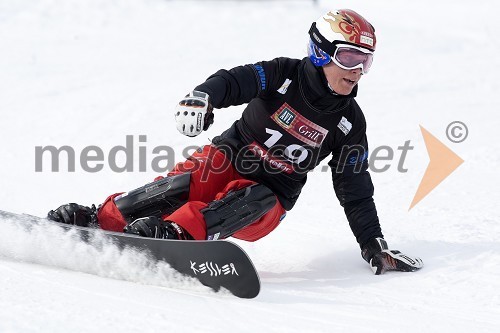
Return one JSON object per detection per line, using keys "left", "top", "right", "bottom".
{"left": 322, "top": 62, "right": 362, "bottom": 95}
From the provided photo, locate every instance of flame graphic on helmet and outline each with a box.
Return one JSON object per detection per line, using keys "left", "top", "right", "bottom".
{"left": 323, "top": 11, "right": 361, "bottom": 44}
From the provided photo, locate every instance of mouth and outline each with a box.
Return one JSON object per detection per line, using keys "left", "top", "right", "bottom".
{"left": 343, "top": 78, "right": 357, "bottom": 85}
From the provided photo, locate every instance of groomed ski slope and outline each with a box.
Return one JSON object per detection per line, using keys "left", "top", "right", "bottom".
{"left": 0, "top": 0, "right": 499, "bottom": 332}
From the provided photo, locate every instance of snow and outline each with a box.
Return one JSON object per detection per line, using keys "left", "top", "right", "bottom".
{"left": 1, "top": 0, "right": 499, "bottom": 332}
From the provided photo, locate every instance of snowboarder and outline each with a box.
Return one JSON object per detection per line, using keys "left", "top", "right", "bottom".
{"left": 48, "top": 9, "right": 423, "bottom": 275}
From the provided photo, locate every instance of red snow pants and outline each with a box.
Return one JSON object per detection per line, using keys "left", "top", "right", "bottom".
{"left": 97, "top": 145, "right": 286, "bottom": 241}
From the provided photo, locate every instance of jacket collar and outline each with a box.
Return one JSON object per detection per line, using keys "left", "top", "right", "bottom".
{"left": 300, "top": 58, "right": 357, "bottom": 112}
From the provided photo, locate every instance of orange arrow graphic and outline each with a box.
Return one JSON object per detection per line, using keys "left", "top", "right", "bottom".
{"left": 409, "top": 125, "right": 464, "bottom": 210}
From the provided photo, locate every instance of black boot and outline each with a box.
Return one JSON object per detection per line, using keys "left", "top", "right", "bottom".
{"left": 123, "top": 216, "right": 192, "bottom": 240}
{"left": 47, "top": 203, "right": 98, "bottom": 228}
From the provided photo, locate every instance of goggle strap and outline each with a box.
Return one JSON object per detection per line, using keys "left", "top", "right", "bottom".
{"left": 308, "top": 23, "right": 337, "bottom": 56}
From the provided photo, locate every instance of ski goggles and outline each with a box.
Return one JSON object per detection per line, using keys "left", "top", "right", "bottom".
{"left": 308, "top": 40, "right": 374, "bottom": 74}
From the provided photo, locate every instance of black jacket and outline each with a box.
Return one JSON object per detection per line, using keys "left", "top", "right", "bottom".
{"left": 195, "top": 57, "right": 383, "bottom": 247}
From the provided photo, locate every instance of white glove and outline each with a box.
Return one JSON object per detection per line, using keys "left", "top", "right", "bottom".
{"left": 175, "top": 91, "right": 214, "bottom": 137}
{"left": 361, "top": 237, "right": 423, "bottom": 275}
{"left": 369, "top": 249, "right": 424, "bottom": 275}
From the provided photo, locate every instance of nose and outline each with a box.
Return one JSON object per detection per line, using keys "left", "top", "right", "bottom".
{"left": 351, "top": 68, "right": 363, "bottom": 75}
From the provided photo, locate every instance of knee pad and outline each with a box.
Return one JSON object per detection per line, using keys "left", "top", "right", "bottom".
{"left": 114, "top": 173, "right": 190, "bottom": 223}
{"left": 202, "top": 184, "right": 277, "bottom": 240}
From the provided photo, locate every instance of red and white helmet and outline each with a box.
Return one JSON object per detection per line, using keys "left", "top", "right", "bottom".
{"left": 308, "top": 9, "right": 376, "bottom": 55}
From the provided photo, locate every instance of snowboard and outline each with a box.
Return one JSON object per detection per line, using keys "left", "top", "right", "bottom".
{"left": 0, "top": 209, "right": 260, "bottom": 299}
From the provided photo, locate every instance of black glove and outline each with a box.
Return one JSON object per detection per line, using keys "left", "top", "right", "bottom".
{"left": 123, "top": 216, "right": 191, "bottom": 240}
{"left": 47, "top": 203, "right": 98, "bottom": 228}
{"left": 361, "top": 237, "right": 423, "bottom": 275}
